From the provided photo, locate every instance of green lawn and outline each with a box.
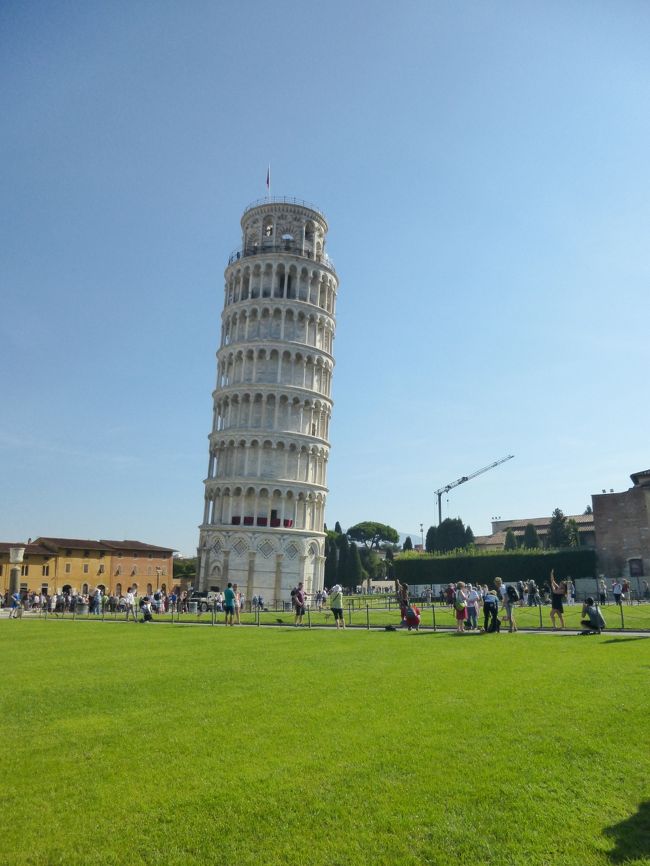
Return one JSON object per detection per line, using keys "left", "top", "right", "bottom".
{"left": 1, "top": 620, "right": 649, "bottom": 866}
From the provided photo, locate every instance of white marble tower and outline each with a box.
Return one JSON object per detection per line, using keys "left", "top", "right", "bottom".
{"left": 197, "top": 197, "right": 338, "bottom": 602}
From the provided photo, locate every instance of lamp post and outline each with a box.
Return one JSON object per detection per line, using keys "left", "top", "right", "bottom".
{"left": 9, "top": 545, "right": 26, "bottom": 598}
{"left": 155, "top": 566, "right": 161, "bottom": 591}
{"left": 420, "top": 523, "right": 424, "bottom": 551}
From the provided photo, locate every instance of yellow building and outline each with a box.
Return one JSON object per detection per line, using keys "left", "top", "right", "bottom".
{"left": 0, "top": 537, "right": 175, "bottom": 598}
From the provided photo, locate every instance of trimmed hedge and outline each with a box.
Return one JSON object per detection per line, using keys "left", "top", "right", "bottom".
{"left": 394, "top": 548, "right": 597, "bottom": 586}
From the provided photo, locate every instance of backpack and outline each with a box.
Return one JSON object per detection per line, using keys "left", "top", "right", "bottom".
{"left": 506, "top": 585, "right": 519, "bottom": 602}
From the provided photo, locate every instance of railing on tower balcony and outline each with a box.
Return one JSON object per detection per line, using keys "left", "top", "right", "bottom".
{"left": 243, "top": 196, "right": 327, "bottom": 222}
{"left": 228, "top": 241, "right": 335, "bottom": 271}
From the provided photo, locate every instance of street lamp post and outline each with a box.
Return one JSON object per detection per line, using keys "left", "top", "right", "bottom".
{"left": 420, "top": 523, "right": 424, "bottom": 551}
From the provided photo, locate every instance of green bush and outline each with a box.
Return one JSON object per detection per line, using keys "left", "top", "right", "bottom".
{"left": 394, "top": 548, "right": 597, "bottom": 586}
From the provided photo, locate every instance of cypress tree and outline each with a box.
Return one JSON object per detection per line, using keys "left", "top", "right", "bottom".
{"left": 523, "top": 523, "right": 540, "bottom": 549}
{"left": 403, "top": 536, "right": 413, "bottom": 551}
{"left": 347, "top": 543, "right": 363, "bottom": 590}
{"left": 504, "top": 528, "right": 518, "bottom": 550}
{"left": 336, "top": 533, "right": 349, "bottom": 584}
{"left": 324, "top": 542, "right": 338, "bottom": 584}
{"left": 425, "top": 526, "right": 437, "bottom": 553}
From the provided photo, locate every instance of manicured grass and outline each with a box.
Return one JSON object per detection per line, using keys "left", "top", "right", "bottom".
{"left": 1, "top": 620, "right": 649, "bottom": 865}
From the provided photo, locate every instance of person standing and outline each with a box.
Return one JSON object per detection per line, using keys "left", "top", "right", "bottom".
{"left": 483, "top": 587, "right": 500, "bottom": 633}
{"left": 294, "top": 582, "right": 306, "bottom": 626}
{"left": 231, "top": 583, "right": 241, "bottom": 624}
{"left": 466, "top": 584, "right": 480, "bottom": 631}
{"left": 612, "top": 579, "right": 622, "bottom": 607}
{"left": 223, "top": 582, "right": 236, "bottom": 626}
{"left": 9, "top": 591, "right": 22, "bottom": 619}
{"left": 124, "top": 587, "right": 135, "bottom": 621}
{"left": 598, "top": 577, "right": 607, "bottom": 605}
{"left": 329, "top": 584, "right": 345, "bottom": 630}
{"left": 454, "top": 582, "right": 468, "bottom": 634}
{"left": 549, "top": 569, "right": 567, "bottom": 630}
{"left": 504, "top": 584, "right": 519, "bottom": 632}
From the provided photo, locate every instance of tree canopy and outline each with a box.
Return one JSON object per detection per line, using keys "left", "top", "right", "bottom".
{"left": 425, "top": 525, "right": 437, "bottom": 553}
{"left": 522, "top": 523, "right": 540, "bottom": 549}
{"left": 402, "top": 536, "right": 413, "bottom": 552}
{"left": 547, "top": 508, "right": 570, "bottom": 548}
{"left": 347, "top": 522, "right": 399, "bottom": 549}
{"left": 504, "top": 528, "right": 518, "bottom": 550}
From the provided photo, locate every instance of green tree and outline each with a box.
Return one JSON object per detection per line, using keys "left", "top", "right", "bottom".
{"left": 347, "top": 521, "right": 399, "bottom": 549}
{"left": 173, "top": 557, "right": 197, "bottom": 581}
{"left": 522, "top": 523, "right": 540, "bottom": 549}
{"left": 336, "top": 533, "right": 349, "bottom": 583}
{"left": 465, "top": 525, "right": 475, "bottom": 546}
{"left": 504, "top": 528, "right": 518, "bottom": 550}
{"left": 435, "top": 518, "right": 467, "bottom": 553}
{"left": 334, "top": 521, "right": 343, "bottom": 534}
{"left": 346, "top": 544, "right": 364, "bottom": 590}
{"left": 425, "top": 525, "right": 437, "bottom": 553}
{"left": 324, "top": 541, "right": 338, "bottom": 584}
{"left": 547, "top": 508, "right": 569, "bottom": 548}
{"left": 402, "top": 536, "right": 413, "bottom": 552}
{"left": 583, "top": 505, "right": 593, "bottom": 515}
{"left": 567, "top": 518, "right": 581, "bottom": 548}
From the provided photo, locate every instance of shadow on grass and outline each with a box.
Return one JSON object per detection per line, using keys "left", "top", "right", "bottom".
{"left": 600, "top": 636, "right": 650, "bottom": 645}
{"left": 604, "top": 800, "right": 650, "bottom": 863}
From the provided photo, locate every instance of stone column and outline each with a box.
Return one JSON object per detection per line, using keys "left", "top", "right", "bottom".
{"left": 274, "top": 553, "right": 284, "bottom": 604}
{"left": 246, "top": 551, "right": 256, "bottom": 605}
{"left": 222, "top": 550, "right": 230, "bottom": 584}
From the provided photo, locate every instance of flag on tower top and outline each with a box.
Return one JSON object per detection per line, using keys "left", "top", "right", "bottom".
{"left": 266, "top": 165, "right": 271, "bottom": 194}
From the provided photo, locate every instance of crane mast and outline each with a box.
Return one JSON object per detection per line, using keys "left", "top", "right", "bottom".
{"left": 434, "top": 455, "right": 514, "bottom": 526}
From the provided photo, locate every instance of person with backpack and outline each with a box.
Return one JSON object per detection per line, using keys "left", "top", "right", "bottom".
{"left": 329, "top": 584, "right": 345, "bottom": 630}
{"left": 504, "top": 584, "right": 519, "bottom": 632}
{"left": 482, "top": 587, "right": 500, "bottom": 633}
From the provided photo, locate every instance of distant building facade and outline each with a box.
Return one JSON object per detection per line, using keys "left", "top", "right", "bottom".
{"left": 474, "top": 514, "right": 595, "bottom": 550}
{"left": 0, "top": 538, "right": 175, "bottom": 597}
{"left": 592, "top": 469, "right": 650, "bottom": 580}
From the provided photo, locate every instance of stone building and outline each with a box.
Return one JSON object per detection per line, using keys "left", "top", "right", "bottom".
{"left": 592, "top": 469, "right": 650, "bottom": 581}
{"left": 0, "top": 537, "right": 174, "bottom": 597}
{"left": 474, "top": 514, "right": 595, "bottom": 550}
{"left": 197, "top": 197, "right": 338, "bottom": 602}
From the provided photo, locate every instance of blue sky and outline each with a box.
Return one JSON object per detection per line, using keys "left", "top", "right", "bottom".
{"left": 2, "top": 1, "right": 649, "bottom": 554}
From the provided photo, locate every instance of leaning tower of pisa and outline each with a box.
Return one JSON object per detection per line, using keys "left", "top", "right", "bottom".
{"left": 197, "top": 197, "right": 338, "bottom": 603}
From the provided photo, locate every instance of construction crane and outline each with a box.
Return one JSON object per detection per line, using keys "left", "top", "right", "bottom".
{"left": 434, "top": 455, "right": 514, "bottom": 526}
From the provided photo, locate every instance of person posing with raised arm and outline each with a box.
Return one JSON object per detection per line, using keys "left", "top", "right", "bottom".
{"left": 549, "top": 569, "right": 566, "bottom": 630}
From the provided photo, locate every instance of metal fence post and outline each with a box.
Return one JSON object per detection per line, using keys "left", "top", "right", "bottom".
{"left": 366, "top": 604, "right": 370, "bottom": 630}
{"left": 307, "top": 607, "right": 311, "bottom": 629}
{"left": 432, "top": 603, "right": 436, "bottom": 632}
{"left": 347, "top": 602, "right": 352, "bottom": 627}
{"left": 620, "top": 601, "right": 625, "bottom": 629}
{"left": 538, "top": 601, "right": 543, "bottom": 629}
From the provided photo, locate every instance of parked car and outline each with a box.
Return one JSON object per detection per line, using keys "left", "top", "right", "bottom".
{"left": 189, "top": 591, "right": 222, "bottom": 612}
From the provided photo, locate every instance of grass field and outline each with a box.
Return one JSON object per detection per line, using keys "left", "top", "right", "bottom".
{"left": 24, "top": 599, "right": 650, "bottom": 632}
{"left": 1, "top": 620, "right": 649, "bottom": 866}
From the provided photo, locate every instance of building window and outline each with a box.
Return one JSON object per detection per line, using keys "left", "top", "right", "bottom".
{"left": 82, "top": 583, "right": 88, "bottom": 595}
{"left": 0, "top": 565, "right": 3, "bottom": 576}
{"left": 84, "top": 550, "right": 89, "bottom": 558}
{"left": 41, "top": 583, "right": 48, "bottom": 594}
{"left": 98, "top": 564, "right": 105, "bottom": 574}
{"left": 116, "top": 582, "right": 122, "bottom": 596}
{"left": 65, "top": 563, "right": 71, "bottom": 574}
{"left": 42, "top": 565, "right": 50, "bottom": 577}
{"left": 147, "top": 583, "right": 153, "bottom": 595}
{"left": 20, "top": 582, "right": 28, "bottom": 592}
{"left": 148, "top": 553, "right": 154, "bottom": 559}
{"left": 83, "top": 564, "right": 89, "bottom": 574}
{"left": 162, "top": 567, "right": 167, "bottom": 576}
{"left": 21, "top": 565, "right": 29, "bottom": 577}
{"left": 115, "top": 566, "right": 121, "bottom": 576}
